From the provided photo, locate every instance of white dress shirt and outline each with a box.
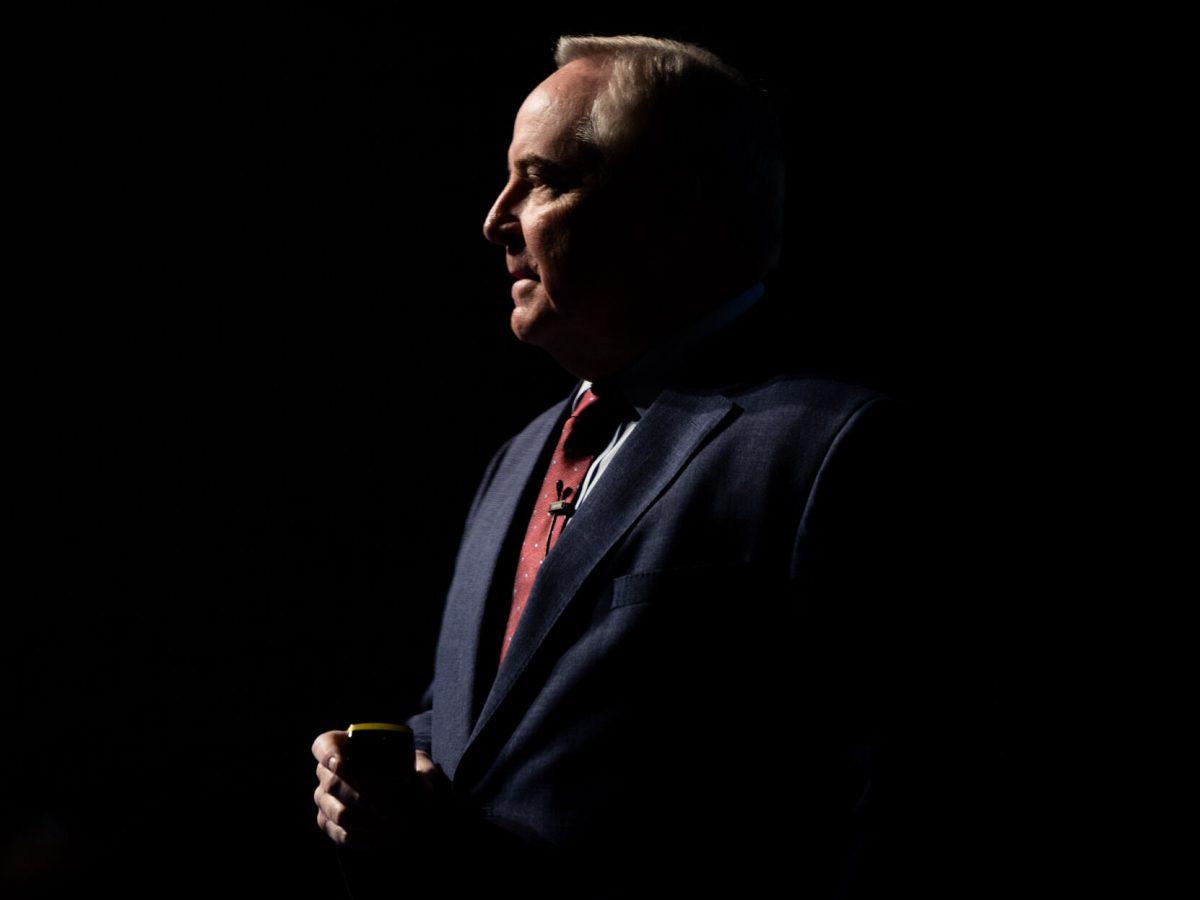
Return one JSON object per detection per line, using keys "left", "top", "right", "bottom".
{"left": 563, "top": 280, "right": 765, "bottom": 519}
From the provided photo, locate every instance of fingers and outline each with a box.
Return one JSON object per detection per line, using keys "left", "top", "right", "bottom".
{"left": 313, "top": 777, "right": 377, "bottom": 836}
{"left": 312, "top": 729, "right": 432, "bottom": 849}
{"left": 314, "top": 788, "right": 410, "bottom": 849}
{"left": 316, "top": 809, "right": 347, "bottom": 845}
{"left": 314, "top": 765, "right": 399, "bottom": 848}
{"left": 412, "top": 751, "right": 450, "bottom": 802}
{"left": 311, "top": 730, "right": 349, "bottom": 770}
{"left": 316, "top": 807, "right": 377, "bottom": 849}
{"left": 414, "top": 749, "right": 436, "bottom": 775}
{"left": 313, "top": 731, "right": 395, "bottom": 809}
{"left": 315, "top": 762, "right": 364, "bottom": 808}
{"left": 313, "top": 760, "right": 414, "bottom": 851}
{"left": 320, "top": 761, "right": 411, "bottom": 817}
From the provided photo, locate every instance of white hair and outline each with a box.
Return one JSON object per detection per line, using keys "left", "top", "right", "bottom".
{"left": 554, "top": 34, "right": 786, "bottom": 272}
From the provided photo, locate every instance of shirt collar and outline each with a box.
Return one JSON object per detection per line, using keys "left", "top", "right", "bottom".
{"left": 572, "top": 280, "right": 766, "bottom": 418}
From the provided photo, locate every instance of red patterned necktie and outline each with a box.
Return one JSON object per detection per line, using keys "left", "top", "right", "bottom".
{"left": 499, "top": 386, "right": 615, "bottom": 665}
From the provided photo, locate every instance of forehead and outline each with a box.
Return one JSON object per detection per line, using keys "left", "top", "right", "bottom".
{"left": 508, "top": 59, "right": 609, "bottom": 165}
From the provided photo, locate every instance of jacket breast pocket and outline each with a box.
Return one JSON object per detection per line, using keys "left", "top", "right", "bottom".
{"left": 609, "top": 561, "right": 772, "bottom": 610}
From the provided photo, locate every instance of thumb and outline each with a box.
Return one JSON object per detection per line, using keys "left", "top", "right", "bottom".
{"left": 415, "top": 760, "right": 450, "bottom": 801}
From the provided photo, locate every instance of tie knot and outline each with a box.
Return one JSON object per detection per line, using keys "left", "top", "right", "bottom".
{"left": 571, "top": 387, "right": 603, "bottom": 418}
{"left": 573, "top": 379, "right": 632, "bottom": 418}
{"left": 562, "top": 386, "right": 623, "bottom": 458}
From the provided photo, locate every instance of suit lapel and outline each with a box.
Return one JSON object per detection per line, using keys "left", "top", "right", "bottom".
{"left": 460, "top": 387, "right": 739, "bottom": 767}
{"left": 436, "top": 392, "right": 572, "bottom": 772}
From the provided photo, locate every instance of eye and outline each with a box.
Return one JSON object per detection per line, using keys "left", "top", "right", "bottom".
{"left": 527, "top": 169, "right": 567, "bottom": 195}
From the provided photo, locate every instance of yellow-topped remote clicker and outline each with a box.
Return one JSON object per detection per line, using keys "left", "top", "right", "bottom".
{"left": 346, "top": 722, "right": 411, "bottom": 737}
{"left": 344, "top": 722, "right": 414, "bottom": 779}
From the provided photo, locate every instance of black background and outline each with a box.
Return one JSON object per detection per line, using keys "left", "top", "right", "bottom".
{"left": 6, "top": 5, "right": 1063, "bottom": 896}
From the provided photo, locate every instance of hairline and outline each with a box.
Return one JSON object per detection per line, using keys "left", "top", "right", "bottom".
{"left": 550, "top": 34, "right": 786, "bottom": 272}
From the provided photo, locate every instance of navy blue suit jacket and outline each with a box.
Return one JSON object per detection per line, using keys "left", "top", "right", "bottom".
{"left": 399, "top": 288, "right": 921, "bottom": 898}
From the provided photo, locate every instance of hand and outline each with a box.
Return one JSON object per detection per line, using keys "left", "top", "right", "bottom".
{"left": 311, "top": 729, "right": 449, "bottom": 850}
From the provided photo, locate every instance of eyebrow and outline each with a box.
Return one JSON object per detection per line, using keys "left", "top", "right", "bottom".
{"left": 508, "top": 154, "right": 572, "bottom": 177}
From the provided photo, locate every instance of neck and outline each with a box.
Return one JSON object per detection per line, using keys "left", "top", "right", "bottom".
{"left": 561, "top": 274, "right": 763, "bottom": 381}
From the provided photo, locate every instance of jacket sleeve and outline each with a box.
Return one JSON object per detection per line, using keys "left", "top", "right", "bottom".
{"left": 783, "top": 394, "right": 922, "bottom": 898}
{"left": 802, "top": 392, "right": 996, "bottom": 899}
{"left": 404, "top": 680, "right": 434, "bottom": 756}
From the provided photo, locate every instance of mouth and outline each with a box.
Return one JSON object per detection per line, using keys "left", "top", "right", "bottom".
{"left": 508, "top": 264, "right": 540, "bottom": 282}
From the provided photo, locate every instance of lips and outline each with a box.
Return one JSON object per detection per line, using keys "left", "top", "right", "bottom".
{"left": 508, "top": 263, "right": 539, "bottom": 281}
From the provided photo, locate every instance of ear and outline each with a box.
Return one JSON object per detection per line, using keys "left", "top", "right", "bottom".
{"left": 634, "top": 167, "right": 701, "bottom": 245}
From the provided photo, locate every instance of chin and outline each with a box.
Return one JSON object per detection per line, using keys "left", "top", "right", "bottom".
{"left": 511, "top": 308, "right": 584, "bottom": 369}
{"left": 510, "top": 306, "right": 552, "bottom": 346}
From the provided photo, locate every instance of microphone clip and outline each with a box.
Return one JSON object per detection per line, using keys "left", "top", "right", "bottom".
{"left": 547, "top": 479, "right": 576, "bottom": 519}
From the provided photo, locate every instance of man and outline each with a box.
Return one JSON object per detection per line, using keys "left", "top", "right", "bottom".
{"left": 313, "top": 35, "right": 921, "bottom": 898}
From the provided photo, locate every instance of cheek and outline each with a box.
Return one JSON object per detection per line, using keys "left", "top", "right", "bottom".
{"left": 529, "top": 210, "right": 576, "bottom": 272}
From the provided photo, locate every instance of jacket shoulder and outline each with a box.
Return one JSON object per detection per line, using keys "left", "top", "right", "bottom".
{"left": 729, "top": 371, "right": 898, "bottom": 422}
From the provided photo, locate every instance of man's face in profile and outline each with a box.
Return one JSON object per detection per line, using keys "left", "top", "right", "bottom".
{"left": 482, "top": 59, "right": 671, "bottom": 378}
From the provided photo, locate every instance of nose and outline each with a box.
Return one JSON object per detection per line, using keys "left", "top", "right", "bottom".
{"left": 483, "top": 177, "right": 522, "bottom": 247}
